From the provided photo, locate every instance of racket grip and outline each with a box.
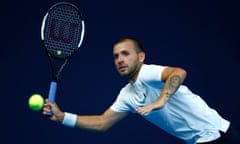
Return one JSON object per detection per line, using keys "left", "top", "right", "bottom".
{"left": 48, "top": 81, "right": 57, "bottom": 103}
{"left": 47, "top": 81, "right": 57, "bottom": 115}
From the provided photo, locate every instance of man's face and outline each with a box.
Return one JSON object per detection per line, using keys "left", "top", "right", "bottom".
{"left": 113, "top": 40, "right": 145, "bottom": 80}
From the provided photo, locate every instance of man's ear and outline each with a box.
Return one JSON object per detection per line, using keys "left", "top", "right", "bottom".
{"left": 139, "top": 52, "right": 145, "bottom": 62}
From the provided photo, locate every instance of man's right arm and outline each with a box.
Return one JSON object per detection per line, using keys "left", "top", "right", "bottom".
{"left": 75, "top": 108, "right": 129, "bottom": 132}
{"left": 43, "top": 99, "right": 129, "bottom": 132}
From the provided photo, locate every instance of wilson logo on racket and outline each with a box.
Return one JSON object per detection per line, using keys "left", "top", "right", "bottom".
{"left": 50, "top": 19, "right": 79, "bottom": 43}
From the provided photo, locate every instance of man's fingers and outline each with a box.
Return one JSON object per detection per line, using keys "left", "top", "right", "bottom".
{"left": 136, "top": 108, "right": 145, "bottom": 115}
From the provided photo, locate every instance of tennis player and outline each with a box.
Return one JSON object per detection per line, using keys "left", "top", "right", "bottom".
{"left": 43, "top": 37, "right": 239, "bottom": 144}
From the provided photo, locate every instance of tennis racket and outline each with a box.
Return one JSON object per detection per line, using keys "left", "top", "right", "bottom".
{"left": 41, "top": 2, "right": 85, "bottom": 115}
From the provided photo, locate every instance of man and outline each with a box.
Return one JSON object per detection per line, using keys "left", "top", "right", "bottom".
{"left": 43, "top": 37, "right": 238, "bottom": 144}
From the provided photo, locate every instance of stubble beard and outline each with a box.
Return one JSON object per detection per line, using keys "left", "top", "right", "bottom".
{"left": 119, "top": 62, "right": 142, "bottom": 82}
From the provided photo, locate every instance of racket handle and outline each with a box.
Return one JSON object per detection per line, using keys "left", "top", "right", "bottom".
{"left": 47, "top": 81, "right": 57, "bottom": 115}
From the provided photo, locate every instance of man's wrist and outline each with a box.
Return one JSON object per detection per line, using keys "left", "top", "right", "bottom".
{"left": 62, "top": 112, "right": 77, "bottom": 128}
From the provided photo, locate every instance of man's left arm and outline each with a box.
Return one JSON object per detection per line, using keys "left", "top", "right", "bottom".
{"left": 136, "top": 67, "right": 187, "bottom": 115}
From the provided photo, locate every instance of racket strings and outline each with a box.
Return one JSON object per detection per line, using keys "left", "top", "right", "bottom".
{"left": 43, "top": 4, "right": 83, "bottom": 59}
{"left": 52, "top": 6, "right": 80, "bottom": 23}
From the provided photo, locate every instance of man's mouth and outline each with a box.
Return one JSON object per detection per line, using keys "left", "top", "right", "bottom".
{"left": 118, "top": 65, "right": 128, "bottom": 71}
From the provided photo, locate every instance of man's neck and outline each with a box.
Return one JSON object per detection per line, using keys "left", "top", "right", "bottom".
{"left": 128, "top": 63, "right": 143, "bottom": 83}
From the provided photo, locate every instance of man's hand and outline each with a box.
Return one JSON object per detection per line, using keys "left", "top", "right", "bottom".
{"left": 43, "top": 99, "right": 65, "bottom": 123}
{"left": 136, "top": 100, "right": 165, "bottom": 115}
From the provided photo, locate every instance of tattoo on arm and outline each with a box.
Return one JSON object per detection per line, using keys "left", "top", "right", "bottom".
{"left": 166, "top": 75, "right": 182, "bottom": 97}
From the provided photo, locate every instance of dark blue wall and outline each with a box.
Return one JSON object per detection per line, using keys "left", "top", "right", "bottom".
{"left": 5, "top": 0, "right": 239, "bottom": 144}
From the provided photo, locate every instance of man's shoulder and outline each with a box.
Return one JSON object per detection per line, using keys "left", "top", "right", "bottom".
{"left": 142, "top": 64, "right": 165, "bottom": 69}
{"left": 140, "top": 64, "right": 166, "bottom": 76}
{"left": 120, "top": 83, "right": 132, "bottom": 92}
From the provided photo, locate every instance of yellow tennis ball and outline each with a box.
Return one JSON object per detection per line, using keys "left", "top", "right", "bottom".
{"left": 28, "top": 94, "right": 44, "bottom": 111}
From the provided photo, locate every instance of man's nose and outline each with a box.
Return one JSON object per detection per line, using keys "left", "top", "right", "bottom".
{"left": 117, "top": 55, "right": 124, "bottom": 63}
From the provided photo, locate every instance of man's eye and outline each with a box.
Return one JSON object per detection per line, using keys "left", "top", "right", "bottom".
{"left": 122, "top": 51, "right": 129, "bottom": 56}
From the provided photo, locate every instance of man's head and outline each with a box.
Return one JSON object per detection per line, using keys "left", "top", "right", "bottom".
{"left": 113, "top": 37, "right": 145, "bottom": 82}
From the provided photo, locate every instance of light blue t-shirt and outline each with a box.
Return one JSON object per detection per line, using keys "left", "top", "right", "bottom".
{"left": 110, "top": 64, "right": 230, "bottom": 144}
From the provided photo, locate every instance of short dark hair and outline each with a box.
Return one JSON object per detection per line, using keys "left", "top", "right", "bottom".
{"left": 113, "top": 37, "right": 144, "bottom": 53}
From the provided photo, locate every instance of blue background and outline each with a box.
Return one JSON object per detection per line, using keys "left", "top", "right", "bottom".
{"left": 5, "top": 0, "right": 239, "bottom": 143}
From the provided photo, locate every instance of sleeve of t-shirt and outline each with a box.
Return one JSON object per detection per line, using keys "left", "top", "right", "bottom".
{"left": 110, "top": 86, "right": 132, "bottom": 113}
{"left": 140, "top": 64, "right": 167, "bottom": 83}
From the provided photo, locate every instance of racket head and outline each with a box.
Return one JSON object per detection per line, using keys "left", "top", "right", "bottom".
{"left": 41, "top": 2, "right": 85, "bottom": 60}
